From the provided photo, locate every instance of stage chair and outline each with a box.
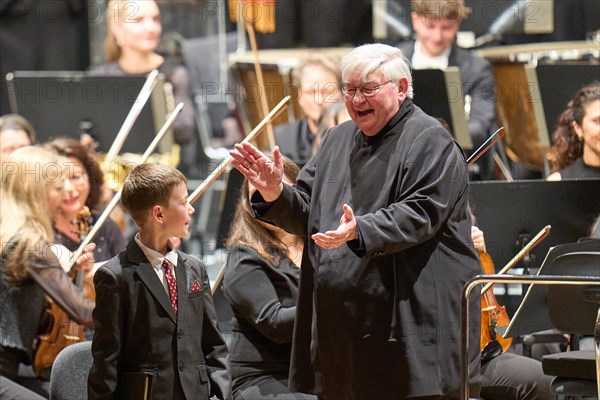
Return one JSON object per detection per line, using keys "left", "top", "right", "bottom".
{"left": 541, "top": 250, "right": 600, "bottom": 398}
{"left": 49, "top": 341, "right": 92, "bottom": 400}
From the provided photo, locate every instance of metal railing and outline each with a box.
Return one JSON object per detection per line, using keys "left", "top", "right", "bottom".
{"left": 460, "top": 274, "right": 600, "bottom": 400}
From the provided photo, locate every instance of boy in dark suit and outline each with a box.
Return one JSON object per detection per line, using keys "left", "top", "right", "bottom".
{"left": 88, "top": 164, "right": 230, "bottom": 400}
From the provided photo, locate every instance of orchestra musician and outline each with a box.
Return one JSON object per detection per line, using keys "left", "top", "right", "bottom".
{"left": 274, "top": 54, "right": 342, "bottom": 166}
{"left": 46, "top": 137, "right": 126, "bottom": 264}
{"left": 313, "top": 100, "right": 351, "bottom": 155}
{"left": 230, "top": 43, "right": 482, "bottom": 399}
{"left": 0, "top": 114, "right": 35, "bottom": 165}
{"left": 472, "top": 227, "right": 554, "bottom": 400}
{"left": 547, "top": 81, "right": 600, "bottom": 180}
{"left": 92, "top": 0, "right": 198, "bottom": 176}
{"left": 397, "top": 0, "right": 498, "bottom": 180}
{"left": 222, "top": 155, "right": 316, "bottom": 400}
{"left": 0, "top": 146, "right": 94, "bottom": 398}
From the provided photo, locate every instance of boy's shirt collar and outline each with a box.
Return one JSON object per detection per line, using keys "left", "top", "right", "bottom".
{"left": 134, "top": 233, "right": 179, "bottom": 271}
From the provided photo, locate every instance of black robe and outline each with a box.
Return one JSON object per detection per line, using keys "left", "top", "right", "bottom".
{"left": 255, "top": 99, "right": 482, "bottom": 399}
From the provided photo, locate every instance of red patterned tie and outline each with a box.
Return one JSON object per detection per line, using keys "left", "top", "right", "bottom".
{"left": 162, "top": 259, "right": 178, "bottom": 313}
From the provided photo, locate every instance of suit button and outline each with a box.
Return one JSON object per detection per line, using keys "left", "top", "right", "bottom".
{"left": 177, "top": 329, "right": 184, "bottom": 338}
{"left": 179, "top": 363, "right": 185, "bottom": 371}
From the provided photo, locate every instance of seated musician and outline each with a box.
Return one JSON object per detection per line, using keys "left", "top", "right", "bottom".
{"left": 547, "top": 81, "right": 600, "bottom": 180}
{"left": 221, "top": 155, "right": 316, "bottom": 400}
{"left": 398, "top": 0, "right": 498, "bottom": 180}
{"left": 275, "top": 54, "right": 342, "bottom": 166}
{"left": 0, "top": 114, "right": 35, "bottom": 165}
{"left": 0, "top": 147, "right": 95, "bottom": 398}
{"left": 92, "top": 0, "right": 198, "bottom": 177}
{"left": 46, "top": 137, "right": 126, "bottom": 264}
{"left": 472, "top": 226, "right": 554, "bottom": 399}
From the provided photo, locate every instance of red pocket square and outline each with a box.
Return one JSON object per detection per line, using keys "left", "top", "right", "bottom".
{"left": 189, "top": 279, "right": 203, "bottom": 293}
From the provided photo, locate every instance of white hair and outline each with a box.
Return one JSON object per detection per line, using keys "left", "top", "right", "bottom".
{"left": 341, "top": 43, "right": 413, "bottom": 99}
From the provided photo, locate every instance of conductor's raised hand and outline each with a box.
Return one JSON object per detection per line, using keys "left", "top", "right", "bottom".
{"left": 312, "top": 204, "right": 358, "bottom": 249}
{"left": 230, "top": 142, "right": 284, "bottom": 202}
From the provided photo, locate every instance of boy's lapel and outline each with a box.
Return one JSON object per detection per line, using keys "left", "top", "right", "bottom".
{"left": 135, "top": 265, "right": 177, "bottom": 323}
{"left": 128, "top": 241, "right": 177, "bottom": 323}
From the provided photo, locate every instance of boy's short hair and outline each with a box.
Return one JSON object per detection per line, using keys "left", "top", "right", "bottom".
{"left": 121, "top": 163, "right": 186, "bottom": 227}
{"left": 411, "top": 0, "right": 470, "bottom": 21}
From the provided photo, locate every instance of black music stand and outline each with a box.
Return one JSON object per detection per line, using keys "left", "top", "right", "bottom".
{"left": 6, "top": 71, "right": 171, "bottom": 154}
{"left": 470, "top": 179, "right": 600, "bottom": 315}
{"left": 411, "top": 68, "right": 473, "bottom": 150}
{"left": 215, "top": 167, "right": 245, "bottom": 249}
{"left": 503, "top": 239, "right": 600, "bottom": 338}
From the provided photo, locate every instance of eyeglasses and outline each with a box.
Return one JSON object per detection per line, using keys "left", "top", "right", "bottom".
{"left": 341, "top": 80, "right": 395, "bottom": 99}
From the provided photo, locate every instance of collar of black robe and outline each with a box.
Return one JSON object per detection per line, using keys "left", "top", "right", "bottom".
{"left": 361, "top": 98, "right": 414, "bottom": 146}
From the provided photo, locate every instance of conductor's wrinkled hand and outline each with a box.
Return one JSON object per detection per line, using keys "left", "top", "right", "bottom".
{"left": 312, "top": 204, "right": 358, "bottom": 249}
{"left": 230, "top": 142, "right": 284, "bottom": 202}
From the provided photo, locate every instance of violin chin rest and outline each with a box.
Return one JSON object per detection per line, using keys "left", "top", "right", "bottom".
{"left": 481, "top": 339, "right": 503, "bottom": 362}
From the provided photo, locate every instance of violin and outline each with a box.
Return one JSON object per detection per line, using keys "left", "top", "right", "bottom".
{"left": 478, "top": 250, "right": 512, "bottom": 360}
{"left": 33, "top": 207, "right": 92, "bottom": 379}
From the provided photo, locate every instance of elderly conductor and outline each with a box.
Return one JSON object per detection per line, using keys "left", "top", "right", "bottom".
{"left": 230, "top": 43, "right": 481, "bottom": 399}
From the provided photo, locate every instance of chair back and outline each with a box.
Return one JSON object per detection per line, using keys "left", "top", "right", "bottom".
{"left": 49, "top": 341, "right": 92, "bottom": 400}
{"left": 548, "top": 250, "right": 600, "bottom": 335}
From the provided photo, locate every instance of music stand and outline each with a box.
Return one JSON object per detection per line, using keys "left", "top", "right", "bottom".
{"left": 470, "top": 179, "right": 600, "bottom": 315}
{"left": 6, "top": 71, "right": 172, "bottom": 154}
{"left": 215, "top": 167, "right": 245, "bottom": 249}
{"left": 411, "top": 68, "right": 473, "bottom": 150}
{"left": 504, "top": 239, "right": 600, "bottom": 338}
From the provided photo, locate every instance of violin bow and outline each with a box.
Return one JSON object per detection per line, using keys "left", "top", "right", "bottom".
{"left": 103, "top": 69, "right": 160, "bottom": 168}
{"left": 466, "top": 127, "right": 505, "bottom": 167}
{"left": 188, "top": 95, "right": 291, "bottom": 205}
{"left": 71, "top": 102, "right": 184, "bottom": 263}
{"left": 481, "top": 224, "right": 551, "bottom": 294}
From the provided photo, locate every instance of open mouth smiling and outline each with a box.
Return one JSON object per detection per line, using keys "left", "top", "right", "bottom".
{"left": 356, "top": 109, "right": 374, "bottom": 117}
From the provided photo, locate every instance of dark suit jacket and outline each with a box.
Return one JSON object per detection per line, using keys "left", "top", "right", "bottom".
{"left": 88, "top": 240, "right": 231, "bottom": 400}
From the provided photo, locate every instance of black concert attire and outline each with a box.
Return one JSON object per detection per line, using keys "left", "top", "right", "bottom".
{"left": 274, "top": 119, "right": 314, "bottom": 167}
{"left": 222, "top": 244, "right": 316, "bottom": 400}
{"left": 253, "top": 99, "right": 482, "bottom": 399}
{"left": 559, "top": 158, "right": 600, "bottom": 179}
{"left": 54, "top": 215, "right": 127, "bottom": 263}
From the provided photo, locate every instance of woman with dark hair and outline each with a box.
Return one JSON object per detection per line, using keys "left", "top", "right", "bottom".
{"left": 46, "top": 137, "right": 126, "bottom": 264}
{"left": 222, "top": 156, "right": 316, "bottom": 400}
{"left": 548, "top": 81, "right": 600, "bottom": 180}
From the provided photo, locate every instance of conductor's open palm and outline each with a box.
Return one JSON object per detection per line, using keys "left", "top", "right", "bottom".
{"left": 230, "top": 142, "right": 284, "bottom": 202}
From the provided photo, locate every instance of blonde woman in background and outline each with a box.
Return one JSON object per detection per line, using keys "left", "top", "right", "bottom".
{"left": 0, "top": 147, "right": 94, "bottom": 398}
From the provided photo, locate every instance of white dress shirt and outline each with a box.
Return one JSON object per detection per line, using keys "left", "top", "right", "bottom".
{"left": 135, "top": 234, "right": 179, "bottom": 295}
{"left": 411, "top": 40, "right": 451, "bottom": 70}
